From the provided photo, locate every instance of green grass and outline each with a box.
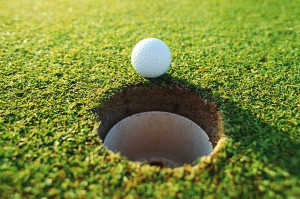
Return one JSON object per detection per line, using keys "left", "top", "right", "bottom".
{"left": 1, "top": 0, "right": 299, "bottom": 198}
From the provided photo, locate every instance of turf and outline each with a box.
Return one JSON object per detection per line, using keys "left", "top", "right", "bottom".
{"left": 0, "top": 0, "right": 299, "bottom": 198}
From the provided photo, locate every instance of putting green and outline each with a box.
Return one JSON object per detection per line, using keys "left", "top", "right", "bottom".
{"left": 1, "top": 0, "right": 299, "bottom": 198}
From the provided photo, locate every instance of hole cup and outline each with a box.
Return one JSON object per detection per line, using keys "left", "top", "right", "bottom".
{"left": 104, "top": 111, "right": 213, "bottom": 168}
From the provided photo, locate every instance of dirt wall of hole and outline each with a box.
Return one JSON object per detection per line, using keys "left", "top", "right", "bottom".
{"left": 95, "top": 85, "right": 223, "bottom": 147}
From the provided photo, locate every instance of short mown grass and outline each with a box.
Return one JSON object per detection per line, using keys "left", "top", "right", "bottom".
{"left": 1, "top": 0, "right": 299, "bottom": 198}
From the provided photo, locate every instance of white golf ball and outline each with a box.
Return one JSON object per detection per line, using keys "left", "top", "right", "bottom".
{"left": 131, "top": 38, "right": 171, "bottom": 78}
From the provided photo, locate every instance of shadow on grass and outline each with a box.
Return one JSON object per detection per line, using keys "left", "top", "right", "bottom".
{"left": 156, "top": 74, "right": 300, "bottom": 177}
{"left": 93, "top": 73, "right": 299, "bottom": 191}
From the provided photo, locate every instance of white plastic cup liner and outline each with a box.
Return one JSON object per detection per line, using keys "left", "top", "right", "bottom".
{"left": 104, "top": 111, "right": 213, "bottom": 168}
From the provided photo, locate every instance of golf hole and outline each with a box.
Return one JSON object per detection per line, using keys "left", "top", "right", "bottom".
{"left": 95, "top": 85, "right": 224, "bottom": 168}
{"left": 104, "top": 111, "right": 213, "bottom": 168}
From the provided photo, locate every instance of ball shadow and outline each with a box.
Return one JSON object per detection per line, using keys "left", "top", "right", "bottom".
{"left": 93, "top": 73, "right": 300, "bottom": 177}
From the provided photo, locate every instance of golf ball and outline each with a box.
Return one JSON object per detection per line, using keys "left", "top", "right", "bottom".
{"left": 131, "top": 38, "right": 171, "bottom": 78}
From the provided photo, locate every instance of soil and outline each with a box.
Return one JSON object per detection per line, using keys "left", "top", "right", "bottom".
{"left": 95, "top": 85, "right": 223, "bottom": 147}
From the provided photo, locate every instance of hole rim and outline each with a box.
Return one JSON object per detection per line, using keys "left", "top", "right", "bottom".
{"left": 94, "top": 84, "right": 226, "bottom": 168}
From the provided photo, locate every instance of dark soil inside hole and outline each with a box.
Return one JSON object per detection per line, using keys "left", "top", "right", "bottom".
{"left": 149, "top": 161, "right": 164, "bottom": 168}
{"left": 95, "top": 85, "right": 222, "bottom": 147}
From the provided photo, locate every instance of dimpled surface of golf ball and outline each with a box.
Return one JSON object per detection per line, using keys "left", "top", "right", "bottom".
{"left": 131, "top": 38, "right": 171, "bottom": 78}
